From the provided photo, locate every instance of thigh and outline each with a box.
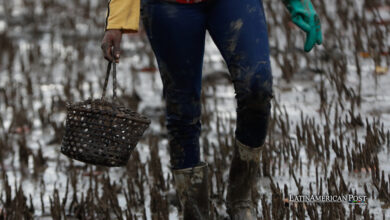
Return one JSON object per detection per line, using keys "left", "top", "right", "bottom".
{"left": 206, "top": 0, "right": 273, "bottom": 100}
{"left": 141, "top": 0, "right": 207, "bottom": 98}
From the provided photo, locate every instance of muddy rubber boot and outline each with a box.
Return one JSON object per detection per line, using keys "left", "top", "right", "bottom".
{"left": 172, "top": 162, "right": 210, "bottom": 220}
{"left": 226, "top": 139, "right": 263, "bottom": 220}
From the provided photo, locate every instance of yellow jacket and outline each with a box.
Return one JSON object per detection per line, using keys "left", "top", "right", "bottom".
{"left": 105, "top": 0, "right": 140, "bottom": 33}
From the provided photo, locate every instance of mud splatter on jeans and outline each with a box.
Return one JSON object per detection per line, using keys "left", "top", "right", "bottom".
{"left": 141, "top": 0, "right": 272, "bottom": 169}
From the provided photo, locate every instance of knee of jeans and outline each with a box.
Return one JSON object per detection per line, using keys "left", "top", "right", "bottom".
{"left": 165, "top": 88, "right": 201, "bottom": 124}
{"left": 166, "top": 88, "right": 200, "bottom": 103}
{"left": 240, "top": 88, "right": 273, "bottom": 115}
{"left": 236, "top": 73, "right": 273, "bottom": 114}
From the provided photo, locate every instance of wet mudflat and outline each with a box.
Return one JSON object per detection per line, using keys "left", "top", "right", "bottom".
{"left": 1, "top": 0, "right": 390, "bottom": 219}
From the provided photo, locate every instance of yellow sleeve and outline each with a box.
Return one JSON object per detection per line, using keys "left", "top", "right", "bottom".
{"left": 105, "top": 0, "right": 140, "bottom": 33}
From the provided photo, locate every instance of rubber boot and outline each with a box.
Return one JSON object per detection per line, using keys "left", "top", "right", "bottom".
{"left": 226, "top": 139, "right": 263, "bottom": 220}
{"left": 172, "top": 162, "right": 210, "bottom": 220}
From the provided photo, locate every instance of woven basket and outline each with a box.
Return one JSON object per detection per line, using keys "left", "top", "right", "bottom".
{"left": 61, "top": 62, "right": 151, "bottom": 167}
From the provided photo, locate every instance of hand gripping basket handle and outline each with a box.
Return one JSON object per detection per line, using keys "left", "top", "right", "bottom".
{"left": 101, "top": 61, "right": 117, "bottom": 101}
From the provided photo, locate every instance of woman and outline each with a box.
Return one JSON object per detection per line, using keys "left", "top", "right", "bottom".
{"left": 101, "top": 0, "right": 322, "bottom": 219}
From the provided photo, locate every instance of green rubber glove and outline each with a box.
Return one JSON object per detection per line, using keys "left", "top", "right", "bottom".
{"left": 283, "top": 0, "right": 323, "bottom": 52}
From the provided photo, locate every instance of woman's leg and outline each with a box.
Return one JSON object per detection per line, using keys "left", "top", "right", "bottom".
{"left": 141, "top": 0, "right": 207, "bottom": 169}
{"left": 206, "top": 0, "right": 272, "bottom": 218}
{"left": 206, "top": 0, "right": 273, "bottom": 148}
{"left": 141, "top": 3, "right": 211, "bottom": 219}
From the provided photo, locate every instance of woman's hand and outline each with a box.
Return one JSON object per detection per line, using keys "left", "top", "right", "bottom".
{"left": 101, "top": 29, "right": 123, "bottom": 63}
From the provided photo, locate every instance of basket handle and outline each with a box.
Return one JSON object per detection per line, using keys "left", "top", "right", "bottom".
{"left": 101, "top": 61, "right": 117, "bottom": 101}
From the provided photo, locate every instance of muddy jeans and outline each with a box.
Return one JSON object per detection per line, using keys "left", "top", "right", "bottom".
{"left": 141, "top": 0, "right": 273, "bottom": 169}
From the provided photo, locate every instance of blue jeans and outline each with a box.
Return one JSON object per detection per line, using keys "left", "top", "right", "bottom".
{"left": 141, "top": 0, "right": 273, "bottom": 169}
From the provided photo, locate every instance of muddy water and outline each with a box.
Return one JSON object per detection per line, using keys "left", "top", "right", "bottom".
{"left": 1, "top": 0, "right": 390, "bottom": 219}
